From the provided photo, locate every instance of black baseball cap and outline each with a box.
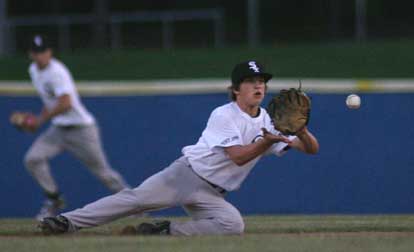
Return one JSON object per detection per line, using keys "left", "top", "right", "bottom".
{"left": 231, "top": 60, "right": 273, "bottom": 86}
{"left": 29, "top": 35, "right": 51, "bottom": 53}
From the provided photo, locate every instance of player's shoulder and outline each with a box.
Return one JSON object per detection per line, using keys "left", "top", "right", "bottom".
{"left": 211, "top": 102, "right": 236, "bottom": 117}
{"left": 49, "top": 58, "right": 69, "bottom": 72}
{"left": 260, "top": 106, "right": 273, "bottom": 126}
{"left": 28, "top": 62, "right": 37, "bottom": 74}
{"left": 206, "top": 103, "right": 237, "bottom": 126}
{"left": 41, "top": 58, "right": 71, "bottom": 79}
{"left": 260, "top": 106, "right": 271, "bottom": 119}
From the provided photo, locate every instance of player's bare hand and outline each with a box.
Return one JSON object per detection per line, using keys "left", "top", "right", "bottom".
{"left": 261, "top": 128, "right": 292, "bottom": 144}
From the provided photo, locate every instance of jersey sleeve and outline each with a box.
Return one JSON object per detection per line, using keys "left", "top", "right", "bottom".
{"left": 28, "top": 64, "right": 35, "bottom": 80}
{"left": 49, "top": 70, "right": 73, "bottom": 97}
{"left": 202, "top": 111, "right": 242, "bottom": 151}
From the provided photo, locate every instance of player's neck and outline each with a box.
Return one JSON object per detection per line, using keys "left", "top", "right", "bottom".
{"left": 235, "top": 101, "right": 260, "bottom": 117}
{"left": 36, "top": 59, "right": 52, "bottom": 70}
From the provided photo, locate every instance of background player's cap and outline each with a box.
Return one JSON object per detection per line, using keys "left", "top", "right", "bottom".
{"left": 29, "top": 35, "right": 51, "bottom": 53}
{"left": 231, "top": 60, "right": 273, "bottom": 86}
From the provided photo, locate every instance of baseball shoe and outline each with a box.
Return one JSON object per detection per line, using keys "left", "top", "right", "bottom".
{"left": 35, "top": 198, "right": 66, "bottom": 221}
{"left": 121, "top": 220, "right": 171, "bottom": 235}
{"left": 38, "top": 215, "right": 72, "bottom": 235}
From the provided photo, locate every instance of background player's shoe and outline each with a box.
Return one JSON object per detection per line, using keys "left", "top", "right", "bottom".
{"left": 120, "top": 220, "right": 170, "bottom": 235}
{"left": 35, "top": 197, "right": 66, "bottom": 221}
{"left": 38, "top": 215, "right": 75, "bottom": 235}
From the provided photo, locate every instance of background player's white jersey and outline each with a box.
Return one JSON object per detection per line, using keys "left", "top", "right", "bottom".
{"left": 29, "top": 58, "right": 95, "bottom": 126}
{"left": 182, "top": 102, "right": 296, "bottom": 191}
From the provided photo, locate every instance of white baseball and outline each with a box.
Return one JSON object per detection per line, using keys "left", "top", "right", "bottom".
{"left": 346, "top": 94, "right": 361, "bottom": 109}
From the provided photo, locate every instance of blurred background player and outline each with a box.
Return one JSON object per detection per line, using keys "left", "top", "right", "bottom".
{"left": 21, "top": 35, "right": 130, "bottom": 220}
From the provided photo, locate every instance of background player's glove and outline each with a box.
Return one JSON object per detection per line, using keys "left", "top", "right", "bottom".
{"left": 9, "top": 111, "right": 39, "bottom": 132}
{"left": 266, "top": 87, "right": 311, "bottom": 135}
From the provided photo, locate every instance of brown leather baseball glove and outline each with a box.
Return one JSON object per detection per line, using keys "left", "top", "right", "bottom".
{"left": 266, "top": 87, "right": 311, "bottom": 135}
{"left": 10, "top": 111, "right": 39, "bottom": 132}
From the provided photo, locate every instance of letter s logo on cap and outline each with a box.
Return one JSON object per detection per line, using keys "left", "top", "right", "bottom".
{"left": 248, "top": 61, "right": 260, "bottom": 73}
{"left": 34, "top": 35, "right": 43, "bottom": 46}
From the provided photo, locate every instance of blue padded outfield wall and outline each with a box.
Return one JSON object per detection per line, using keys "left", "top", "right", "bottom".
{"left": 1, "top": 93, "right": 414, "bottom": 217}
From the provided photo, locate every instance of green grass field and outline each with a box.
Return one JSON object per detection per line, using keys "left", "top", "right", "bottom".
{"left": 2, "top": 39, "right": 414, "bottom": 80}
{"left": 1, "top": 215, "right": 414, "bottom": 252}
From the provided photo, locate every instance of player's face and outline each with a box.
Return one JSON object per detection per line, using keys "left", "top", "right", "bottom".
{"left": 235, "top": 76, "right": 266, "bottom": 107}
{"left": 29, "top": 49, "right": 52, "bottom": 69}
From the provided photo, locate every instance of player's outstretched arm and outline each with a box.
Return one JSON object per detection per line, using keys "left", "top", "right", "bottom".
{"left": 224, "top": 129, "right": 292, "bottom": 166}
{"left": 39, "top": 94, "right": 72, "bottom": 125}
{"left": 288, "top": 127, "right": 319, "bottom": 154}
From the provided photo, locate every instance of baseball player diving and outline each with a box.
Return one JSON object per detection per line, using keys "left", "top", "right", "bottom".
{"left": 39, "top": 60, "right": 319, "bottom": 236}
{"left": 10, "top": 35, "right": 130, "bottom": 221}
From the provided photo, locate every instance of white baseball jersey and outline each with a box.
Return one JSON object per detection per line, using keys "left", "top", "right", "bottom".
{"left": 182, "top": 102, "right": 296, "bottom": 191}
{"left": 28, "top": 58, "right": 95, "bottom": 126}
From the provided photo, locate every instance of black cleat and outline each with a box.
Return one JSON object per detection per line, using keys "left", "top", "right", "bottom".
{"left": 137, "top": 220, "right": 171, "bottom": 235}
{"left": 38, "top": 215, "right": 70, "bottom": 235}
{"left": 121, "top": 220, "right": 171, "bottom": 235}
{"left": 35, "top": 197, "right": 66, "bottom": 221}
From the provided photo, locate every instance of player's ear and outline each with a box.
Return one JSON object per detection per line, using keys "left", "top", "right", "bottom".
{"left": 233, "top": 89, "right": 240, "bottom": 96}
{"left": 228, "top": 86, "right": 238, "bottom": 101}
{"left": 46, "top": 48, "right": 53, "bottom": 57}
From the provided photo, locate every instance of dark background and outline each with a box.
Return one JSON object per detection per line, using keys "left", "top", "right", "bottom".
{"left": 5, "top": 0, "right": 414, "bottom": 50}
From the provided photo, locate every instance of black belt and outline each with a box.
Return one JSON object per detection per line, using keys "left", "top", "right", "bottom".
{"left": 187, "top": 161, "right": 227, "bottom": 194}
{"left": 205, "top": 180, "right": 227, "bottom": 194}
{"left": 186, "top": 158, "right": 227, "bottom": 194}
{"left": 56, "top": 125, "right": 83, "bottom": 130}
{"left": 194, "top": 170, "right": 227, "bottom": 194}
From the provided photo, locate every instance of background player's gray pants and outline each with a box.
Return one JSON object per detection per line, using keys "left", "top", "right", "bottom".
{"left": 24, "top": 124, "right": 129, "bottom": 195}
{"left": 63, "top": 156, "right": 245, "bottom": 236}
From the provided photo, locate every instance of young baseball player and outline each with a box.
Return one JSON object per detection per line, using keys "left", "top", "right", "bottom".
{"left": 20, "top": 35, "right": 130, "bottom": 221}
{"left": 39, "top": 60, "right": 319, "bottom": 236}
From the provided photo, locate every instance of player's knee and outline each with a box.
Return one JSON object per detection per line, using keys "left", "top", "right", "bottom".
{"left": 229, "top": 217, "right": 245, "bottom": 234}
{"left": 221, "top": 215, "right": 245, "bottom": 235}
{"left": 24, "top": 152, "right": 45, "bottom": 170}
